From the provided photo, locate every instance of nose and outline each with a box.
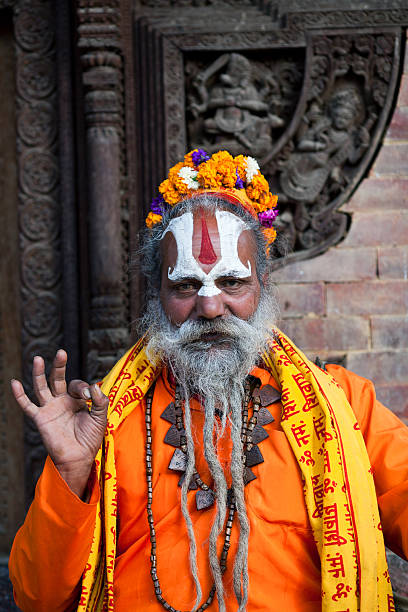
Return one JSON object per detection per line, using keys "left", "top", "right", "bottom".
{"left": 195, "top": 293, "right": 225, "bottom": 320}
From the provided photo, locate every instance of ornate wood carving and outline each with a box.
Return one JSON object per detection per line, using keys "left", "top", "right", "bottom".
{"left": 186, "top": 51, "right": 303, "bottom": 158}
{"left": 268, "top": 29, "right": 401, "bottom": 265}
{"left": 12, "top": 0, "right": 62, "bottom": 502}
{"left": 0, "top": 10, "right": 24, "bottom": 556}
{"left": 133, "top": 4, "right": 405, "bottom": 269}
{"left": 76, "top": 1, "right": 131, "bottom": 381}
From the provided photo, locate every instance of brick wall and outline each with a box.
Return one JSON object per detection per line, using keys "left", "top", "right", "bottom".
{"left": 276, "top": 37, "right": 408, "bottom": 425}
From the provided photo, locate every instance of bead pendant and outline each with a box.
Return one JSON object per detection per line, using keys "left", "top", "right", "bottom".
{"left": 196, "top": 489, "right": 215, "bottom": 510}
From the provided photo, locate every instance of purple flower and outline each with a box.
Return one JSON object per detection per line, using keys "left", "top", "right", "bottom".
{"left": 191, "top": 149, "right": 210, "bottom": 167}
{"left": 150, "top": 195, "right": 167, "bottom": 215}
{"left": 235, "top": 169, "right": 244, "bottom": 189}
{"left": 258, "top": 208, "right": 279, "bottom": 228}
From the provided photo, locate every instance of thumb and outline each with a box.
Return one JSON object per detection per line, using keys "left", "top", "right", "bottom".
{"left": 89, "top": 384, "right": 109, "bottom": 415}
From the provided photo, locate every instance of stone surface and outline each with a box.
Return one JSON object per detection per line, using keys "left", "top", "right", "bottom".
{"left": 376, "top": 384, "right": 408, "bottom": 424}
{"left": 378, "top": 247, "right": 408, "bottom": 280}
{"left": 0, "top": 564, "right": 19, "bottom": 611}
{"left": 397, "top": 74, "right": 408, "bottom": 106}
{"left": 277, "top": 283, "right": 325, "bottom": 317}
{"left": 347, "top": 351, "right": 408, "bottom": 385}
{"left": 281, "top": 317, "right": 369, "bottom": 352}
{"left": 386, "top": 106, "right": 408, "bottom": 139}
{"left": 326, "top": 282, "right": 408, "bottom": 316}
{"left": 372, "top": 143, "right": 408, "bottom": 177}
{"left": 372, "top": 316, "right": 408, "bottom": 349}
{"left": 340, "top": 211, "right": 408, "bottom": 247}
{"left": 273, "top": 248, "right": 376, "bottom": 283}
{"left": 346, "top": 178, "right": 408, "bottom": 211}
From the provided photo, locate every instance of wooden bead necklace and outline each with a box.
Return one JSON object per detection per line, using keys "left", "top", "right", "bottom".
{"left": 144, "top": 377, "right": 279, "bottom": 611}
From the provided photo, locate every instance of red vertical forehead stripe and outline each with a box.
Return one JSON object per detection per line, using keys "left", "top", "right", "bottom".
{"left": 198, "top": 215, "right": 217, "bottom": 265}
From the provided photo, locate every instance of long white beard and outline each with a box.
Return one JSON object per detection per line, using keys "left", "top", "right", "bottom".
{"left": 140, "top": 289, "right": 279, "bottom": 611}
{"left": 142, "top": 288, "right": 279, "bottom": 399}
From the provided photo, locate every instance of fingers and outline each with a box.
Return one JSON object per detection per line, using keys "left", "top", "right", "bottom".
{"left": 32, "top": 356, "right": 53, "bottom": 406}
{"left": 89, "top": 384, "right": 109, "bottom": 415}
{"left": 10, "top": 379, "right": 39, "bottom": 420}
{"left": 68, "top": 379, "right": 92, "bottom": 400}
{"left": 49, "top": 349, "right": 68, "bottom": 396}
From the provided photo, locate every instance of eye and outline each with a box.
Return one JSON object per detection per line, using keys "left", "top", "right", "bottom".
{"left": 218, "top": 277, "right": 243, "bottom": 289}
{"left": 173, "top": 281, "right": 199, "bottom": 294}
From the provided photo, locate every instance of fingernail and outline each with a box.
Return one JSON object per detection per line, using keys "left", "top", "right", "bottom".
{"left": 93, "top": 384, "right": 102, "bottom": 396}
{"left": 83, "top": 387, "right": 91, "bottom": 400}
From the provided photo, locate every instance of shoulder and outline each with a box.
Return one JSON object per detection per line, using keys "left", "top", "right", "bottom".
{"left": 325, "top": 363, "right": 376, "bottom": 403}
{"left": 325, "top": 363, "right": 377, "bottom": 432}
{"left": 324, "top": 363, "right": 407, "bottom": 440}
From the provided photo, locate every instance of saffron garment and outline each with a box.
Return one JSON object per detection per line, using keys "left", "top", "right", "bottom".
{"left": 10, "top": 365, "right": 408, "bottom": 612}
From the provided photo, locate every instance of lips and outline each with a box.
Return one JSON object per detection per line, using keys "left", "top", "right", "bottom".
{"left": 200, "top": 332, "right": 224, "bottom": 341}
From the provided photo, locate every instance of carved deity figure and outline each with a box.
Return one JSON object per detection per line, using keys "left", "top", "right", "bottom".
{"left": 189, "top": 53, "right": 283, "bottom": 157}
{"left": 280, "top": 84, "right": 370, "bottom": 203}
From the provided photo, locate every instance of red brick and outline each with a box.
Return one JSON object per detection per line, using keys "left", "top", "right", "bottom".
{"left": 397, "top": 74, "right": 408, "bottom": 105}
{"left": 375, "top": 385, "right": 408, "bottom": 423}
{"left": 371, "top": 143, "right": 408, "bottom": 177}
{"left": 272, "top": 248, "right": 376, "bottom": 283}
{"left": 277, "top": 283, "right": 324, "bottom": 317}
{"left": 327, "top": 281, "right": 408, "bottom": 316}
{"left": 386, "top": 107, "right": 408, "bottom": 139}
{"left": 347, "top": 178, "right": 408, "bottom": 211}
{"left": 340, "top": 211, "right": 408, "bottom": 247}
{"left": 281, "top": 317, "right": 369, "bottom": 352}
{"left": 347, "top": 350, "right": 408, "bottom": 385}
{"left": 372, "top": 316, "right": 408, "bottom": 349}
{"left": 378, "top": 247, "right": 408, "bottom": 279}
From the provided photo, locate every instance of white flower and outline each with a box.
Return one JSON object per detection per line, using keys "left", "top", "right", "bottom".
{"left": 245, "top": 156, "right": 260, "bottom": 183}
{"left": 178, "top": 166, "right": 199, "bottom": 190}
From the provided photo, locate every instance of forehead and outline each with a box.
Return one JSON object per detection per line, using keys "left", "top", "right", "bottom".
{"left": 160, "top": 208, "right": 257, "bottom": 274}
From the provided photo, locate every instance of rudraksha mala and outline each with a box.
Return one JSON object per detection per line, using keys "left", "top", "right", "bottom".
{"left": 144, "top": 377, "right": 278, "bottom": 611}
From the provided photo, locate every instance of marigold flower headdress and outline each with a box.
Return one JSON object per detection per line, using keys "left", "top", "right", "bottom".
{"left": 146, "top": 149, "right": 279, "bottom": 252}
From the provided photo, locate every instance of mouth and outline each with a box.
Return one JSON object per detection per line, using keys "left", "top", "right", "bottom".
{"left": 196, "top": 332, "right": 231, "bottom": 344}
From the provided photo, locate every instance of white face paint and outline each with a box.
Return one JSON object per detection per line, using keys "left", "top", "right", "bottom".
{"left": 163, "top": 210, "right": 252, "bottom": 297}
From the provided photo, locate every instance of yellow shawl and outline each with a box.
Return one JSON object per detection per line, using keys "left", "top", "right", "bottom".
{"left": 76, "top": 331, "right": 393, "bottom": 612}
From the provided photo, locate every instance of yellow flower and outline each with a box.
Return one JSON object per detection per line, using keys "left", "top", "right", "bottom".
{"left": 197, "top": 162, "right": 219, "bottom": 188}
{"left": 248, "top": 199, "right": 264, "bottom": 213}
{"left": 262, "top": 227, "right": 277, "bottom": 255}
{"left": 168, "top": 161, "right": 185, "bottom": 178}
{"left": 183, "top": 151, "right": 197, "bottom": 168}
{"left": 234, "top": 155, "right": 247, "bottom": 181}
{"left": 246, "top": 174, "right": 270, "bottom": 201}
{"left": 145, "top": 212, "right": 162, "bottom": 228}
{"left": 211, "top": 150, "right": 234, "bottom": 164}
{"left": 259, "top": 192, "right": 278, "bottom": 209}
{"left": 159, "top": 179, "right": 180, "bottom": 205}
{"left": 217, "top": 160, "right": 237, "bottom": 188}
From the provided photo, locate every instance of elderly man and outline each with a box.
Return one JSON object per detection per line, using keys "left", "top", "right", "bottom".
{"left": 9, "top": 150, "right": 408, "bottom": 612}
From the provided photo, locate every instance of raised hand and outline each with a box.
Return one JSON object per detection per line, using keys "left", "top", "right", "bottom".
{"left": 11, "top": 349, "right": 109, "bottom": 499}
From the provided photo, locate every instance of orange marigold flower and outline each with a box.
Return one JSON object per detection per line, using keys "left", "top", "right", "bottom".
{"left": 216, "top": 160, "right": 237, "bottom": 188}
{"left": 146, "top": 212, "right": 162, "bottom": 228}
{"left": 259, "top": 192, "right": 278, "bottom": 209}
{"left": 234, "top": 155, "right": 247, "bottom": 181}
{"left": 248, "top": 199, "right": 264, "bottom": 213}
{"left": 246, "top": 174, "right": 270, "bottom": 200}
{"left": 168, "top": 162, "right": 185, "bottom": 182}
{"left": 159, "top": 179, "right": 180, "bottom": 205}
{"left": 172, "top": 173, "right": 193, "bottom": 194}
{"left": 211, "top": 150, "right": 234, "bottom": 165}
{"left": 197, "top": 163, "right": 219, "bottom": 189}
{"left": 183, "top": 151, "right": 196, "bottom": 168}
{"left": 262, "top": 227, "right": 277, "bottom": 249}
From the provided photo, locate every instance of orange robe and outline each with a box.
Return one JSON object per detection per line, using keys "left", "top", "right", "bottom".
{"left": 9, "top": 365, "right": 408, "bottom": 611}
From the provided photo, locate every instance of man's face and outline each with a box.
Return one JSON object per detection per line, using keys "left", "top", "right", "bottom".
{"left": 159, "top": 208, "right": 261, "bottom": 327}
